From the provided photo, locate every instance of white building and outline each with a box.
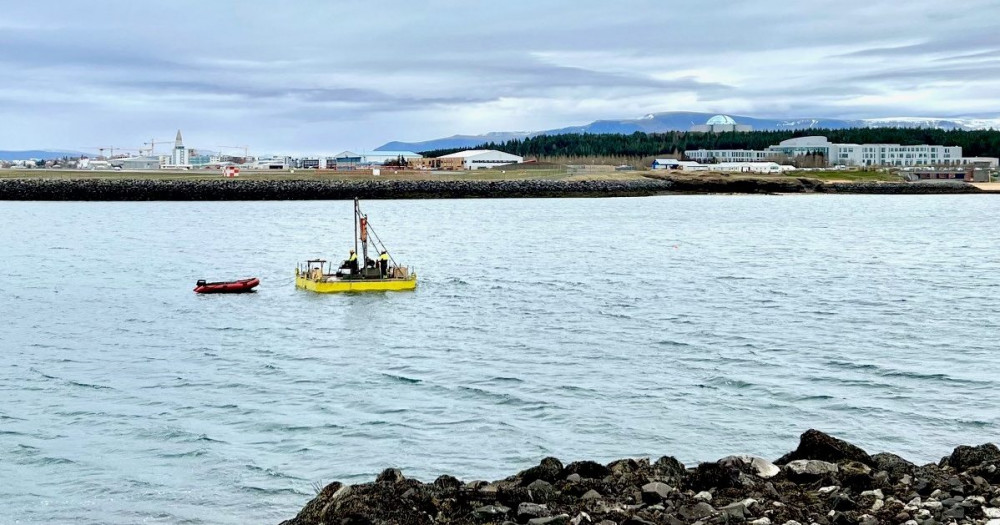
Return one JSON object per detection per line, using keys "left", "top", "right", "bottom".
{"left": 712, "top": 161, "right": 782, "bottom": 174}
{"left": 438, "top": 149, "right": 523, "bottom": 170}
{"left": 684, "top": 149, "right": 779, "bottom": 163}
{"left": 255, "top": 156, "right": 293, "bottom": 170}
{"left": 170, "top": 130, "right": 189, "bottom": 167}
{"left": 652, "top": 159, "right": 707, "bottom": 170}
{"left": 690, "top": 115, "right": 753, "bottom": 133}
{"left": 686, "top": 136, "right": 967, "bottom": 168}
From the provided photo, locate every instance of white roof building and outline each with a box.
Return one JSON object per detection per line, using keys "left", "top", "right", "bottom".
{"left": 438, "top": 149, "right": 523, "bottom": 170}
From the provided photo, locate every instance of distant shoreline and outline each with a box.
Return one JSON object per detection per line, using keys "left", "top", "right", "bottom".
{"left": 0, "top": 176, "right": 987, "bottom": 201}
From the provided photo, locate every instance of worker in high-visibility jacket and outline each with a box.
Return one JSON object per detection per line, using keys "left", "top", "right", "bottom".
{"left": 378, "top": 250, "right": 389, "bottom": 277}
{"left": 343, "top": 249, "right": 358, "bottom": 273}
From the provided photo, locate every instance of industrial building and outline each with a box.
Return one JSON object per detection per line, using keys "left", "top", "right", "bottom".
{"left": 333, "top": 151, "right": 422, "bottom": 169}
{"left": 409, "top": 157, "right": 466, "bottom": 170}
{"left": 436, "top": 150, "right": 524, "bottom": 170}
{"left": 690, "top": 115, "right": 753, "bottom": 133}
{"left": 686, "top": 136, "right": 976, "bottom": 167}
{"left": 113, "top": 156, "right": 161, "bottom": 170}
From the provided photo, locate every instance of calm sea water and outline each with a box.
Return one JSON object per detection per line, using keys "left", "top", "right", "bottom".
{"left": 1, "top": 195, "right": 998, "bottom": 524}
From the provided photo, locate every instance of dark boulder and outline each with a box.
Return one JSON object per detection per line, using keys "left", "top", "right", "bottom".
{"left": 434, "top": 475, "right": 462, "bottom": 490}
{"left": 776, "top": 430, "right": 874, "bottom": 466}
{"left": 946, "top": 443, "right": 1000, "bottom": 471}
{"left": 688, "top": 461, "right": 742, "bottom": 491}
{"left": 872, "top": 453, "right": 916, "bottom": 480}
{"left": 561, "top": 460, "right": 611, "bottom": 480}
{"left": 279, "top": 481, "right": 343, "bottom": 525}
{"left": 519, "top": 458, "right": 565, "bottom": 486}
{"left": 653, "top": 456, "right": 686, "bottom": 485}
{"left": 375, "top": 468, "right": 404, "bottom": 484}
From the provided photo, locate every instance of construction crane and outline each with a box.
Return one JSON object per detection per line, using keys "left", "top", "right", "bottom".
{"left": 142, "top": 138, "right": 175, "bottom": 156}
{"left": 217, "top": 145, "right": 250, "bottom": 158}
{"left": 82, "top": 146, "right": 121, "bottom": 158}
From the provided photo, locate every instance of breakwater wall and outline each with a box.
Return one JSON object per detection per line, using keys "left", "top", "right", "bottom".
{"left": 0, "top": 177, "right": 983, "bottom": 201}
{"left": 279, "top": 429, "right": 1000, "bottom": 525}
{"left": 0, "top": 179, "right": 674, "bottom": 200}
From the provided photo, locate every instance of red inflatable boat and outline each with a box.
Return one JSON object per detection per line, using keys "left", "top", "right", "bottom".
{"left": 194, "top": 277, "right": 260, "bottom": 294}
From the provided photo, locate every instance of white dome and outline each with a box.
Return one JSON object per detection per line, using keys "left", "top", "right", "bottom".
{"left": 706, "top": 115, "right": 737, "bottom": 125}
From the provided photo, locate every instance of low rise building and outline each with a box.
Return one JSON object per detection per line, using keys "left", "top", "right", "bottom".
{"left": 436, "top": 149, "right": 524, "bottom": 170}
{"left": 686, "top": 136, "right": 970, "bottom": 168}
{"left": 685, "top": 149, "right": 780, "bottom": 163}
{"left": 333, "top": 151, "right": 422, "bottom": 169}
{"left": 409, "top": 157, "right": 465, "bottom": 170}
{"left": 652, "top": 159, "right": 706, "bottom": 170}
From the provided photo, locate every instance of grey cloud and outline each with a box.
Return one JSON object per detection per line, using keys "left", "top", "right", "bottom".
{"left": 0, "top": 0, "right": 998, "bottom": 151}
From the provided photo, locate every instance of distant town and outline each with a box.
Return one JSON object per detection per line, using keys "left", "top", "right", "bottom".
{"left": 2, "top": 115, "right": 998, "bottom": 183}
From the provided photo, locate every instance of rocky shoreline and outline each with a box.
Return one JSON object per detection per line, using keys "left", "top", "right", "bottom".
{"left": 0, "top": 177, "right": 985, "bottom": 200}
{"left": 278, "top": 430, "right": 1000, "bottom": 525}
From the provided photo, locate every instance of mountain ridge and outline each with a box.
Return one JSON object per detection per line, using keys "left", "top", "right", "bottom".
{"left": 376, "top": 111, "right": 1000, "bottom": 152}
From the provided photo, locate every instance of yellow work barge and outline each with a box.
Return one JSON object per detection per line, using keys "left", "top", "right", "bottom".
{"left": 295, "top": 264, "right": 417, "bottom": 293}
{"left": 295, "top": 198, "right": 418, "bottom": 294}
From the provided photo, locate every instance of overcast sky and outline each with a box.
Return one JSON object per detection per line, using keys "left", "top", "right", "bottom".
{"left": 2, "top": 0, "right": 999, "bottom": 155}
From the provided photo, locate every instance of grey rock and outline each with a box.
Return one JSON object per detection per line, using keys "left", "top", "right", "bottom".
{"left": 474, "top": 505, "right": 511, "bottom": 518}
{"left": 749, "top": 519, "right": 771, "bottom": 525}
{"left": 720, "top": 455, "right": 782, "bottom": 479}
{"left": 640, "top": 482, "right": 672, "bottom": 504}
{"left": 622, "top": 518, "right": 656, "bottom": 525}
{"left": 985, "top": 507, "right": 1000, "bottom": 519}
{"left": 565, "top": 473, "right": 582, "bottom": 483}
{"left": 678, "top": 502, "right": 715, "bottom": 520}
{"left": 694, "top": 491, "right": 712, "bottom": 502}
{"left": 718, "top": 501, "right": 749, "bottom": 520}
{"left": 528, "top": 479, "right": 555, "bottom": 491}
{"left": 860, "top": 489, "right": 884, "bottom": 499}
{"left": 528, "top": 479, "right": 556, "bottom": 502}
{"left": 518, "top": 502, "right": 550, "bottom": 521}
{"left": 920, "top": 500, "right": 942, "bottom": 511}
{"left": 581, "top": 489, "right": 602, "bottom": 501}
{"left": 858, "top": 515, "right": 878, "bottom": 525}
{"left": 529, "top": 515, "right": 570, "bottom": 525}
{"left": 943, "top": 506, "right": 964, "bottom": 520}
{"left": 785, "top": 459, "right": 839, "bottom": 481}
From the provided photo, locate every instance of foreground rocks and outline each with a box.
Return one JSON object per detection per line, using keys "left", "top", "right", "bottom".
{"left": 0, "top": 176, "right": 983, "bottom": 200}
{"left": 279, "top": 430, "right": 1000, "bottom": 525}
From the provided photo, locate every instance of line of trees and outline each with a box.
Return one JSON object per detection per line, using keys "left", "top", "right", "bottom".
{"left": 420, "top": 128, "right": 1000, "bottom": 159}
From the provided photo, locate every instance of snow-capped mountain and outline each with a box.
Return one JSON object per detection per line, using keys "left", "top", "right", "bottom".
{"left": 376, "top": 112, "right": 999, "bottom": 152}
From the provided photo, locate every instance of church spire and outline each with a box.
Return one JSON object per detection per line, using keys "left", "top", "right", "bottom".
{"left": 175, "top": 129, "right": 183, "bottom": 148}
